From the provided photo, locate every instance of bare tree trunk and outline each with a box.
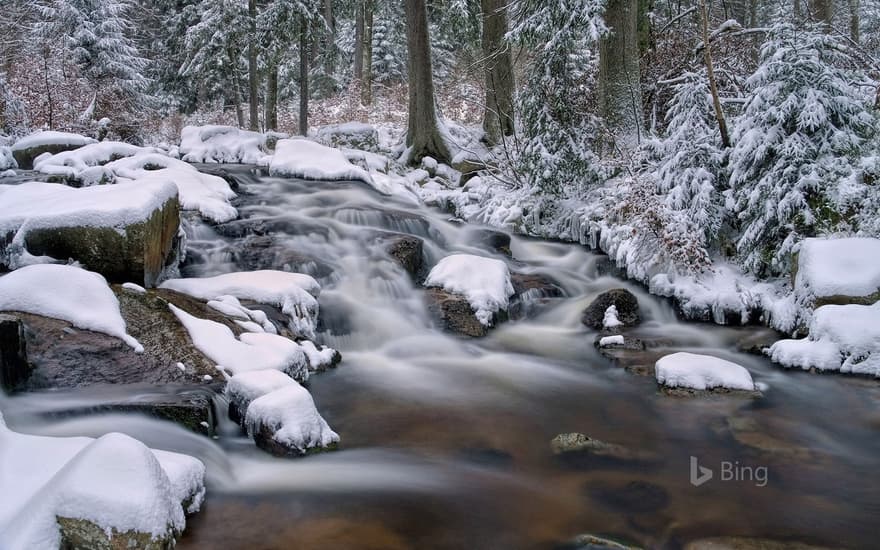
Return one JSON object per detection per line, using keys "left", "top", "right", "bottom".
{"left": 228, "top": 48, "right": 245, "bottom": 128}
{"left": 480, "top": 0, "right": 515, "bottom": 145}
{"left": 299, "top": 20, "right": 309, "bottom": 136}
{"left": 247, "top": 0, "right": 259, "bottom": 130}
{"left": 849, "top": 0, "right": 860, "bottom": 42}
{"left": 324, "top": 0, "right": 336, "bottom": 73}
{"left": 810, "top": 0, "right": 833, "bottom": 30}
{"left": 794, "top": 0, "right": 801, "bottom": 24}
{"left": 361, "top": 0, "right": 374, "bottom": 105}
{"left": 700, "top": 0, "right": 731, "bottom": 148}
{"left": 598, "top": 0, "right": 644, "bottom": 149}
{"left": 354, "top": 2, "right": 365, "bottom": 85}
{"left": 404, "top": 0, "right": 451, "bottom": 164}
{"left": 265, "top": 62, "right": 278, "bottom": 131}
{"left": 748, "top": 0, "right": 759, "bottom": 27}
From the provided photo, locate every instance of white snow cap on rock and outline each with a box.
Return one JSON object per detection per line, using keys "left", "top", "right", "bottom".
{"left": 161, "top": 270, "right": 321, "bottom": 339}
{"left": 769, "top": 302, "right": 880, "bottom": 377}
{"left": 0, "top": 414, "right": 205, "bottom": 550}
{"left": 425, "top": 253, "right": 515, "bottom": 326}
{"left": 655, "top": 352, "right": 757, "bottom": 391}
{"left": 603, "top": 305, "right": 623, "bottom": 329}
{"left": 179, "top": 125, "right": 270, "bottom": 164}
{"left": 0, "top": 147, "right": 17, "bottom": 170}
{"left": 795, "top": 238, "right": 880, "bottom": 300}
{"left": 269, "top": 138, "right": 373, "bottom": 184}
{"left": 245, "top": 383, "right": 340, "bottom": 454}
{"left": 0, "top": 264, "right": 142, "bottom": 351}
{"left": 11, "top": 131, "right": 96, "bottom": 153}
{"left": 598, "top": 335, "right": 625, "bottom": 347}
{"left": 33, "top": 141, "right": 154, "bottom": 183}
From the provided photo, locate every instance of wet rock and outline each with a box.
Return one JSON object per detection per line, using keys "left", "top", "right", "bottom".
{"left": 562, "top": 533, "right": 643, "bottom": 550}
{"left": 587, "top": 480, "right": 670, "bottom": 514}
{"left": 722, "top": 415, "right": 815, "bottom": 460}
{"left": 425, "top": 288, "right": 505, "bottom": 338}
{"left": 581, "top": 289, "right": 641, "bottom": 330}
{"left": 57, "top": 516, "right": 178, "bottom": 550}
{"left": 509, "top": 272, "right": 565, "bottom": 319}
{"left": 235, "top": 235, "right": 335, "bottom": 279}
{"left": 212, "top": 218, "right": 269, "bottom": 238}
{"left": 684, "top": 537, "right": 834, "bottom": 550}
{"left": 251, "top": 421, "right": 339, "bottom": 458}
{"left": 471, "top": 228, "right": 511, "bottom": 256}
{"left": 0, "top": 314, "right": 30, "bottom": 392}
{"left": 382, "top": 234, "right": 424, "bottom": 279}
{"left": 551, "top": 433, "right": 659, "bottom": 464}
{"left": 736, "top": 328, "right": 784, "bottom": 355}
{"left": 334, "top": 207, "right": 434, "bottom": 239}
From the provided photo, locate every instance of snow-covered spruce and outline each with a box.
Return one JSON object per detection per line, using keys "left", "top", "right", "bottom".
{"left": 0, "top": 264, "right": 142, "bottom": 351}
{"left": 268, "top": 138, "right": 373, "bottom": 184}
{"left": 179, "top": 125, "right": 272, "bottom": 164}
{"left": 0, "top": 414, "right": 204, "bottom": 549}
{"left": 768, "top": 302, "right": 880, "bottom": 378}
{"left": 160, "top": 270, "right": 321, "bottom": 339}
{"left": 424, "top": 254, "right": 514, "bottom": 326}
{"left": 655, "top": 352, "right": 758, "bottom": 392}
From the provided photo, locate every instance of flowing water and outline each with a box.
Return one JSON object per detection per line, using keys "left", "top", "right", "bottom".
{"left": 3, "top": 167, "right": 879, "bottom": 549}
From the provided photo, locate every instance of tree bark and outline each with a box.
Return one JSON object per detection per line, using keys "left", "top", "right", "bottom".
{"left": 810, "top": 0, "right": 833, "bottom": 30}
{"left": 324, "top": 0, "right": 336, "bottom": 73}
{"left": 404, "top": 0, "right": 452, "bottom": 164}
{"left": 361, "top": 0, "right": 374, "bottom": 105}
{"left": 265, "top": 62, "right": 278, "bottom": 131}
{"left": 598, "top": 0, "right": 644, "bottom": 149}
{"left": 700, "top": 0, "right": 731, "bottom": 148}
{"left": 354, "top": 2, "right": 365, "bottom": 85}
{"left": 228, "top": 48, "right": 245, "bottom": 128}
{"left": 247, "top": 0, "right": 259, "bottom": 130}
{"left": 299, "top": 20, "right": 309, "bottom": 136}
{"left": 849, "top": 0, "right": 860, "bottom": 42}
{"left": 480, "top": 0, "right": 515, "bottom": 145}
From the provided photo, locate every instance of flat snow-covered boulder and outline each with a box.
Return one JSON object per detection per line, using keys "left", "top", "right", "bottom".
{"left": 10, "top": 131, "right": 96, "bottom": 169}
{"left": 768, "top": 302, "right": 880, "bottom": 377}
{"left": 316, "top": 122, "right": 380, "bottom": 152}
{"left": 245, "top": 382, "right": 339, "bottom": 456}
{"left": 655, "top": 352, "right": 757, "bottom": 392}
{"left": 33, "top": 141, "right": 155, "bottom": 186}
{"left": 794, "top": 238, "right": 880, "bottom": 307}
{"left": 179, "top": 125, "right": 269, "bottom": 164}
{"left": 0, "top": 180, "right": 180, "bottom": 286}
{"left": 0, "top": 414, "right": 204, "bottom": 550}
{"left": 0, "top": 264, "right": 142, "bottom": 351}
{"left": 268, "top": 138, "right": 372, "bottom": 184}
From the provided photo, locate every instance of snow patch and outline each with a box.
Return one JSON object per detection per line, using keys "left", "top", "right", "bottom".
{"left": 655, "top": 352, "right": 757, "bottom": 391}
{"left": 424, "top": 254, "right": 514, "bottom": 326}
{"left": 179, "top": 125, "right": 270, "bottom": 164}
{"left": 268, "top": 138, "right": 373, "bottom": 185}
{"left": 245, "top": 384, "right": 339, "bottom": 454}
{"left": 11, "top": 131, "right": 96, "bottom": 153}
{"left": 795, "top": 238, "right": 880, "bottom": 300}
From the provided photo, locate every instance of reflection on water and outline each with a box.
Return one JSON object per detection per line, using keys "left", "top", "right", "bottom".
{"left": 3, "top": 167, "right": 878, "bottom": 549}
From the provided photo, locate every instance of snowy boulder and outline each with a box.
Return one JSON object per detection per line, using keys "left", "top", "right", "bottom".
{"left": 32, "top": 141, "right": 154, "bottom": 186}
{"left": 10, "top": 131, "right": 96, "bottom": 169}
{"left": 793, "top": 238, "right": 880, "bottom": 307}
{"left": 179, "top": 125, "right": 269, "bottom": 164}
{"left": 0, "top": 416, "right": 205, "bottom": 550}
{"left": 581, "top": 289, "right": 641, "bottom": 330}
{"left": 655, "top": 352, "right": 758, "bottom": 392}
{"left": 226, "top": 369, "right": 297, "bottom": 423}
{"left": 316, "top": 122, "right": 380, "bottom": 152}
{"left": 0, "top": 180, "right": 181, "bottom": 287}
{"left": 245, "top": 382, "right": 340, "bottom": 457}
{"left": 0, "top": 146, "right": 17, "bottom": 171}
{"left": 268, "top": 138, "right": 373, "bottom": 184}
{"left": 425, "top": 254, "right": 514, "bottom": 329}
{"left": 768, "top": 302, "right": 880, "bottom": 377}
{"left": 0, "top": 314, "right": 29, "bottom": 392}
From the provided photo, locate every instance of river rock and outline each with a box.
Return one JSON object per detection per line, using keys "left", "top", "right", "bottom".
{"left": 551, "top": 432, "right": 659, "bottom": 464}
{"left": 471, "top": 228, "right": 512, "bottom": 256}
{"left": 234, "top": 235, "right": 335, "bottom": 279}
{"left": 425, "top": 288, "right": 505, "bottom": 338}
{"left": 10, "top": 131, "right": 96, "bottom": 169}
{"left": 684, "top": 537, "right": 835, "bottom": 550}
{"left": 582, "top": 289, "right": 641, "bottom": 330}
{"left": 57, "top": 516, "right": 178, "bottom": 550}
{"left": 382, "top": 234, "right": 424, "bottom": 278}
{"left": 564, "top": 534, "right": 643, "bottom": 550}
{"left": 509, "top": 272, "right": 565, "bottom": 319}
{"left": 0, "top": 314, "right": 30, "bottom": 392}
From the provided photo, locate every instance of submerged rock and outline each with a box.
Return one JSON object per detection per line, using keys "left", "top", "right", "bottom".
{"left": 0, "top": 314, "right": 30, "bottom": 392}
{"left": 425, "top": 288, "right": 503, "bottom": 338}
{"left": 684, "top": 537, "right": 834, "bottom": 550}
{"left": 382, "top": 234, "right": 424, "bottom": 279}
{"left": 551, "top": 433, "right": 659, "bottom": 463}
{"left": 509, "top": 272, "right": 565, "bottom": 319}
{"left": 564, "top": 533, "right": 643, "bottom": 550}
{"left": 582, "top": 289, "right": 641, "bottom": 330}
{"left": 471, "top": 228, "right": 512, "bottom": 256}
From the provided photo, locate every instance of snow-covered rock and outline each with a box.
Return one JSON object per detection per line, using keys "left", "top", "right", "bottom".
{"left": 603, "top": 305, "right": 623, "bottom": 329}
{"left": 424, "top": 254, "right": 514, "bottom": 327}
{"left": 179, "top": 125, "right": 270, "bottom": 164}
{"left": 207, "top": 295, "right": 276, "bottom": 334}
{"left": 655, "top": 352, "right": 757, "bottom": 391}
{"left": 160, "top": 270, "right": 321, "bottom": 339}
{"left": 268, "top": 138, "right": 373, "bottom": 184}
{"left": 768, "top": 302, "right": 880, "bottom": 377}
{"left": 10, "top": 131, "right": 96, "bottom": 169}
{"left": 0, "top": 264, "right": 142, "bottom": 351}
{"left": 0, "top": 146, "right": 17, "bottom": 171}
{"left": 245, "top": 383, "right": 339, "bottom": 456}
{"left": 581, "top": 289, "right": 641, "bottom": 330}
{"left": 0, "top": 414, "right": 204, "bottom": 550}
{"left": 794, "top": 238, "right": 880, "bottom": 307}
{"left": 0, "top": 180, "right": 180, "bottom": 286}
{"left": 32, "top": 141, "right": 155, "bottom": 185}
{"left": 598, "top": 335, "right": 625, "bottom": 347}
{"left": 316, "top": 122, "right": 380, "bottom": 152}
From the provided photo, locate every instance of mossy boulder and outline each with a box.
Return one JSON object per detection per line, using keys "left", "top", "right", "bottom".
{"left": 57, "top": 517, "right": 178, "bottom": 550}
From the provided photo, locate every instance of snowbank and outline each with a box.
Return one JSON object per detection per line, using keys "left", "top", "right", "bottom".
{"left": 268, "top": 138, "right": 373, "bottom": 184}
{"left": 794, "top": 238, "right": 880, "bottom": 302}
{"left": 179, "top": 125, "right": 270, "bottom": 164}
{"left": 0, "top": 147, "right": 17, "bottom": 171}
{"left": 424, "top": 254, "right": 514, "bottom": 326}
{"left": 0, "top": 264, "right": 142, "bottom": 351}
{"left": 655, "top": 352, "right": 757, "bottom": 391}
{"left": 161, "top": 271, "right": 321, "bottom": 339}
{"left": 245, "top": 383, "right": 339, "bottom": 454}
{"left": 0, "top": 414, "right": 204, "bottom": 549}
{"left": 768, "top": 302, "right": 880, "bottom": 377}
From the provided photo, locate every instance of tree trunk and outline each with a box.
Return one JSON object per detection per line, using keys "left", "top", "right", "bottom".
{"left": 299, "top": 20, "right": 309, "bottom": 136}
{"left": 849, "top": 0, "right": 860, "bottom": 42}
{"left": 265, "top": 62, "right": 278, "bottom": 131}
{"left": 228, "top": 48, "right": 245, "bottom": 128}
{"left": 480, "top": 0, "right": 515, "bottom": 145}
{"left": 404, "top": 0, "right": 452, "bottom": 164}
{"left": 361, "top": 0, "right": 374, "bottom": 105}
{"left": 700, "top": 0, "right": 731, "bottom": 148}
{"left": 324, "top": 0, "right": 336, "bottom": 74}
{"left": 247, "top": 0, "right": 259, "bottom": 130}
{"left": 810, "top": 0, "right": 832, "bottom": 30}
{"left": 598, "top": 0, "right": 644, "bottom": 150}
{"left": 354, "top": 2, "right": 364, "bottom": 85}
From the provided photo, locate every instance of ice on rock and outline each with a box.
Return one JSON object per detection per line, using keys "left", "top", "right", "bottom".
{"left": 425, "top": 254, "right": 515, "bottom": 326}
{"left": 655, "top": 352, "right": 757, "bottom": 391}
{"left": 769, "top": 302, "right": 880, "bottom": 377}
{"left": 179, "top": 125, "right": 270, "bottom": 164}
{"left": 0, "top": 414, "right": 205, "bottom": 550}
{"left": 795, "top": 238, "right": 880, "bottom": 302}
{"left": 161, "top": 270, "right": 321, "bottom": 339}
{"left": 268, "top": 138, "right": 373, "bottom": 185}
{"left": 245, "top": 383, "right": 340, "bottom": 455}
{"left": 0, "top": 264, "right": 142, "bottom": 351}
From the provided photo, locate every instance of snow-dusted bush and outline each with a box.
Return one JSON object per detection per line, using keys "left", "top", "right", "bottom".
{"left": 729, "top": 23, "right": 880, "bottom": 275}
